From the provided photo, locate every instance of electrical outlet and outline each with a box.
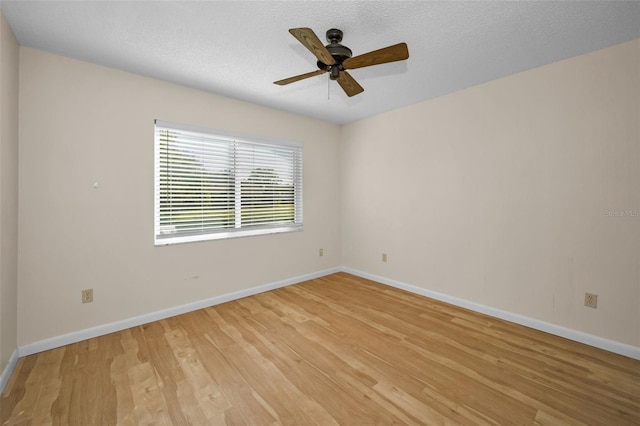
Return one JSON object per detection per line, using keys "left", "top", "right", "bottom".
{"left": 382, "top": 253, "right": 388, "bottom": 262}
{"left": 584, "top": 292, "right": 597, "bottom": 309}
{"left": 319, "top": 248, "right": 324, "bottom": 257}
{"left": 82, "top": 289, "right": 93, "bottom": 303}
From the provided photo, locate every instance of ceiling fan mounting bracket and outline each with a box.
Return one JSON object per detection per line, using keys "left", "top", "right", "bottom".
{"left": 326, "top": 28, "right": 343, "bottom": 44}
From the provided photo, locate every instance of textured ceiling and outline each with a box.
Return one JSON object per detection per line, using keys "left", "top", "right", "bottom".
{"left": 2, "top": 1, "right": 639, "bottom": 124}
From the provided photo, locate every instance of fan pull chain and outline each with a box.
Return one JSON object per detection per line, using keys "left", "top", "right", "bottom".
{"left": 327, "top": 75, "right": 330, "bottom": 100}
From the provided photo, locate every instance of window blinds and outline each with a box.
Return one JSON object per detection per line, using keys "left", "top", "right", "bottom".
{"left": 154, "top": 120, "right": 303, "bottom": 245}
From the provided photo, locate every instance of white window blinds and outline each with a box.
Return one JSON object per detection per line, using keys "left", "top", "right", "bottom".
{"left": 154, "top": 120, "right": 303, "bottom": 245}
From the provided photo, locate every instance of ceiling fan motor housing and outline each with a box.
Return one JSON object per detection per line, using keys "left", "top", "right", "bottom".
{"left": 317, "top": 28, "right": 352, "bottom": 79}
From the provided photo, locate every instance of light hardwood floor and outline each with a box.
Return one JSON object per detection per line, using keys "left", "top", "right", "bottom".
{"left": 2, "top": 272, "right": 639, "bottom": 425}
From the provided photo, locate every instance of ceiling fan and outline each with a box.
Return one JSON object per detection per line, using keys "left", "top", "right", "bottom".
{"left": 274, "top": 28, "right": 409, "bottom": 97}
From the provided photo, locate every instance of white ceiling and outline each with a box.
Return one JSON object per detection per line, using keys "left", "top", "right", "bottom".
{"left": 2, "top": 1, "right": 639, "bottom": 124}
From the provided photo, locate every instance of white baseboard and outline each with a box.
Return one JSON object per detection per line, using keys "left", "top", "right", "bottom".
{"left": 342, "top": 267, "right": 640, "bottom": 360}
{"left": 18, "top": 267, "right": 341, "bottom": 357}
{"left": 16, "top": 265, "right": 640, "bottom": 361}
{"left": 0, "top": 349, "right": 19, "bottom": 395}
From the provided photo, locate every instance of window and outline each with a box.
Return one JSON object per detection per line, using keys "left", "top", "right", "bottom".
{"left": 154, "top": 120, "right": 303, "bottom": 245}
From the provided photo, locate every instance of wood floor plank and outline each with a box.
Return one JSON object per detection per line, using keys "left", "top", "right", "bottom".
{"left": 2, "top": 272, "right": 639, "bottom": 425}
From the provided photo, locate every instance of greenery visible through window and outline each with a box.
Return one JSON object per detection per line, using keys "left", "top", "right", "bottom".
{"left": 154, "top": 120, "right": 303, "bottom": 245}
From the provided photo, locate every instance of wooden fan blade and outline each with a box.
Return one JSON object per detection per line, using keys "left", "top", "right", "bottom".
{"left": 274, "top": 69, "right": 327, "bottom": 86}
{"left": 289, "top": 28, "right": 335, "bottom": 66}
{"left": 336, "top": 71, "right": 364, "bottom": 97}
{"left": 343, "top": 42, "right": 409, "bottom": 70}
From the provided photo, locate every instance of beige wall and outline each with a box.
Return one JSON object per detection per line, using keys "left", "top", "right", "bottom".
{"left": 341, "top": 39, "right": 640, "bottom": 347}
{"left": 18, "top": 48, "right": 342, "bottom": 346}
{"left": 13, "top": 38, "right": 640, "bottom": 351}
{"left": 0, "top": 12, "right": 19, "bottom": 371}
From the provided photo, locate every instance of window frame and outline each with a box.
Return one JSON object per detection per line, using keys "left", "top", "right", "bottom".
{"left": 154, "top": 120, "right": 303, "bottom": 246}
